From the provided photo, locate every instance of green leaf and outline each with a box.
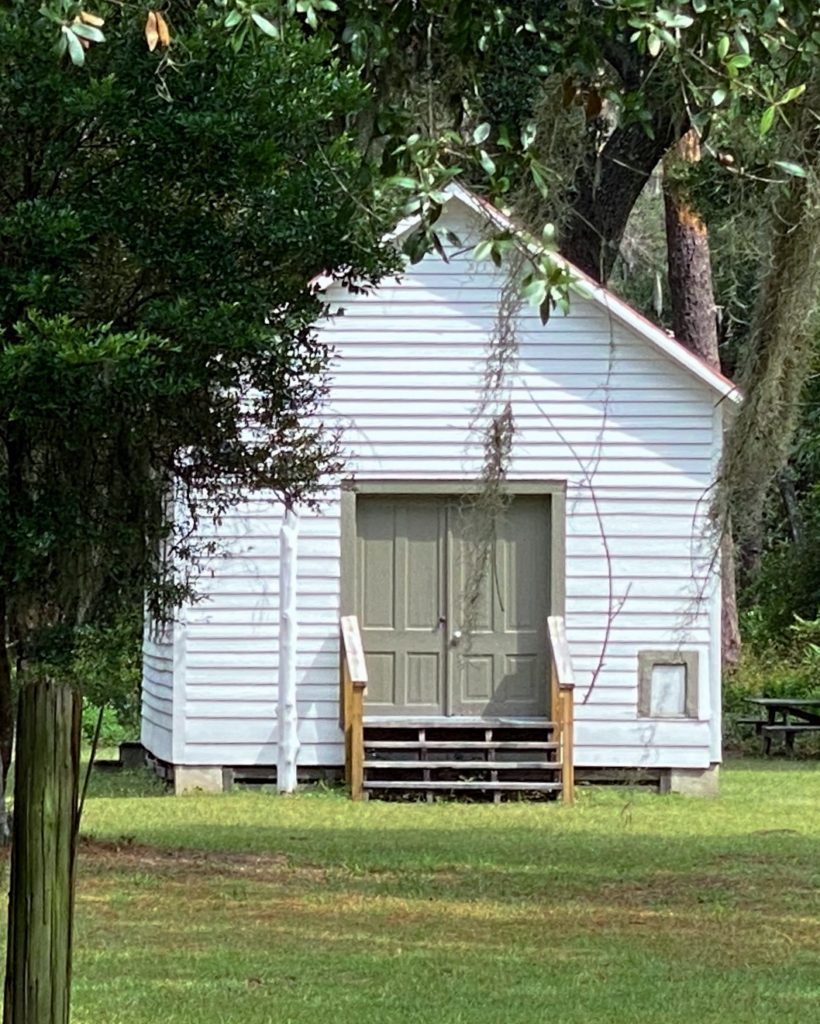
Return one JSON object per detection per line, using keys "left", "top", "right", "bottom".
{"left": 386, "top": 176, "right": 418, "bottom": 190}
{"left": 251, "top": 12, "right": 280, "bottom": 38}
{"left": 473, "top": 122, "right": 491, "bottom": 145}
{"left": 779, "top": 84, "right": 807, "bottom": 105}
{"left": 692, "top": 0, "right": 707, "bottom": 12}
{"left": 71, "top": 23, "right": 105, "bottom": 43}
{"left": 759, "top": 106, "right": 776, "bottom": 136}
{"left": 530, "top": 162, "right": 549, "bottom": 198}
{"left": 657, "top": 11, "right": 693, "bottom": 29}
{"left": 473, "top": 240, "right": 494, "bottom": 262}
{"left": 717, "top": 35, "right": 730, "bottom": 60}
{"left": 647, "top": 32, "right": 661, "bottom": 57}
{"left": 728, "top": 53, "right": 752, "bottom": 69}
{"left": 773, "top": 160, "right": 807, "bottom": 178}
{"left": 224, "top": 10, "right": 243, "bottom": 28}
{"left": 479, "top": 149, "right": 496, "bottom": 176}
{"left": 711, "top": 88, "right": 727, "bottom": 107}
{"left": 62, "top": 26, "right": 85, "bottom": 66}
{"left": 520, "top": 122, "right": 536, "bottom": 151}
{"left": 522, "top": 277, "right": 547, "bottom": 308}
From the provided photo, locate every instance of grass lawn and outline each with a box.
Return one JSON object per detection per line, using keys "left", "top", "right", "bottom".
{"left": 2, "top": 759, "right": 819, "bottom": 1024}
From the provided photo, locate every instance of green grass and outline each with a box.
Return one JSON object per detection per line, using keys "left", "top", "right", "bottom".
{"left": 3, "top": 759, "right": 819, "bottom": 1024}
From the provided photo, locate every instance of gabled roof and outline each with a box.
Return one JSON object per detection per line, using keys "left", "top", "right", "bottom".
{"left": 434, "top": 183, "right": 739, "bottom": 403}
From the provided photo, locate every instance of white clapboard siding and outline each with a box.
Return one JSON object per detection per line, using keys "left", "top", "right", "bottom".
{"left": 145, "top": 194, "right": 724, "bottom": 772}
{"left": 141, "top": 620, "right": 174, "bottom": 763}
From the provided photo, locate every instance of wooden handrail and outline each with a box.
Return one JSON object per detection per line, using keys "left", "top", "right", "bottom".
{"left": 548, "top": 615, "right": 576, "bottom": 805}
{"left": 340, "top": 615, "right": 368, "bottom": 801}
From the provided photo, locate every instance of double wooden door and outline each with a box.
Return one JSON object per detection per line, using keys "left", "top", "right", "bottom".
{"left": 354, "top": 495, "right": 550, "bottom": 718}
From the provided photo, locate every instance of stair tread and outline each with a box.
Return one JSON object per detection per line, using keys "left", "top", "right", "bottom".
{"left": 364, "top": 740, "right": 559, "bottom": 750}
{"left": 365, "top": 759, "right": 560, "bottom": 770}
{"left": 363, "top": 780, "right": 563, "bottom": 791}
{"left": 364, "top": 717, "right": 556, "bottom": 729}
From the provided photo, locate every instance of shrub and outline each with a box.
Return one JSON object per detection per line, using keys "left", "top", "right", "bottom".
{"left": 724, "top": 613, "right": 820, "bottom": 755}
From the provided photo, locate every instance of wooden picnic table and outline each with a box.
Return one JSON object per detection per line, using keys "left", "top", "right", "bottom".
{"left": 744, "top": 697, "right": 820, "bottom": 754}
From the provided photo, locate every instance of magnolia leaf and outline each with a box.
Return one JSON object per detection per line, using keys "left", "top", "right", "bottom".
{"left": 520, "top": 122, "right": 536, "bottom": 151}
{"left": 472, "top": 239, "right": 494, "bottom": 262}
{"left": 759, "top": 106, "right": 776, "bottom": 136}
{"left": 773, "top": 160, "right": 807, "bottom": 178}
{"left": 386, "top": 176, "right": 417, "bottom": 190}
{"left": 728, "top": 53, "right": 752, "bottom": 69}
{"left": 62, "top": 25, "right": 85, "bottom": 65}
{"left": 79, "top": 11, "right": 105, "bottom": 27}
{"left": 779, "top": 84, "right": 807, "bottom": 105}
{"left": 145, "top": 11, "right": 159, "bottom": 52}
{"left": 431, "top": 231, "right": 448, "bottom": 264}
{"left": 71, "top": 21, "right": 105, "bottom": 43}
{"left": 156, "top": 12, "right": 170, "bottom": 47}
{"left": 479, "top": 149, "right": 496, "bottom": 176}
{"left": 251, "top": 12, "right": 280, "bottom": 38}
{"left": 522, "top": 277, "right": 547, "bottom": 309}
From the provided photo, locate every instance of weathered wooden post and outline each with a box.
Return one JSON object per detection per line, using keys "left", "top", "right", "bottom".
{"left": 3, "top": 680, "right": 82, "bottom": 1024}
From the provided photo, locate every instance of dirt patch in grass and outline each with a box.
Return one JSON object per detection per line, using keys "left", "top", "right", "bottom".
{"left": 77, "top": 836, "right": 330, "bottom": 885}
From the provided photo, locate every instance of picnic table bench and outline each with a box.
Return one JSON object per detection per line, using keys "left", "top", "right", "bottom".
{"left": 742, "top": 697, "right": 820, "bottom": 754}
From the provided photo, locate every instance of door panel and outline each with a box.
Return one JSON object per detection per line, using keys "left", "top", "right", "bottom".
{"left": 356, "top": 494, "right": 550, "bottom": 718}
{"left": 448, "top": 497, "right": 550, "bottom": 717}
{"left": 356, "top": 498, "right": 446, "bottom": 715}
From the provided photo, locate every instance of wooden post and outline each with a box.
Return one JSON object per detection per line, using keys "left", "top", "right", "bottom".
{"left": 3, "top": 680, "right": 82, "bottom": 1024}
{"left": 548, "top": 616, "right": 576, "bottom": 807}
{"left": 340, "top": 616, "right": 368, "bottom": 801}
{"left": 559, "top": 686, "right": 575, "bottom": 805}
{"left": 549, "top": 660, "right": 559, "bottom": 729}
{"left": 348, "top": 683, "right": 365, "bottom": 801}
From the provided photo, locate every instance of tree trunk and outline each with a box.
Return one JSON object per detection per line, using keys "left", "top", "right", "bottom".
{"left": 664, "top": 129, "right": 740, "bottom": 667}
{"left": 664, "top": 131, "right": 720, "bottom": 366}
{"left": 561, "top": 112, "right": 685, "bottom": 282}
{"left": 3, "top": 680, "right": 81, "bottom": 1024}
{"left": 0, "top": 785, "right": 9, "bottom": 847}
{"left": 0, "top": 593, "right": 13, "bottom": 846}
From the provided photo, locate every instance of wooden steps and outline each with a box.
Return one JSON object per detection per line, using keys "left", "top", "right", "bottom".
{"left": 362, "top": 719, "right": 564, "bottom": 802}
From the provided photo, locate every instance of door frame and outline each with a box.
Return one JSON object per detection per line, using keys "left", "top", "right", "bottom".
{"left": 340, "top": 481, "right": 567, "bottom": 712}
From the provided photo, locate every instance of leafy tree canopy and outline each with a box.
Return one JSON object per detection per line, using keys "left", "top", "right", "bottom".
{"left": 0, "top": 1, "right": 399, "bottom": 662}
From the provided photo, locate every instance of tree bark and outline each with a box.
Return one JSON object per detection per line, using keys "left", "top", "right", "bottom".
{"left": 3, "top": 680, "right": 81, "bottom": 1024}
{"left": 561, "top": 112, "right": 685, "bottom": 282}
{"left": 0, "top": 593, "right": 13, "bottom": 846}
{"left": 663, "top": 129, "right": 740, "bottom": 667}
{"left": 664, "top": 132, "right": 720, "bottom": 365}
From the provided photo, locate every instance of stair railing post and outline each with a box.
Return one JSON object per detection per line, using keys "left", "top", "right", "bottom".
{"left": 349, "top": 682, "right": 365, "bottom": 801}
{"left": 340, "top": 615, "right": 368, "bottom": 801}
{"left": 559, "top": 685, "right": 575, "bottom": 805}
{"left": 547, "top": 616, "right": 576, "bottom": 806}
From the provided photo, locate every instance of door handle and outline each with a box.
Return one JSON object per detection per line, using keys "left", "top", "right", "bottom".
{"left": 451, "top": 629, "right": 462, "bottom": 646}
